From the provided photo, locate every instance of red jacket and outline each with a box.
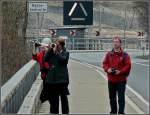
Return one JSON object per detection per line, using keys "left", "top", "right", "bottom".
{"left": 32, "top": 51, "right": 49, "bottom": 80}
{"left": 103, "top": 49, "right": 131, "bottom": 82}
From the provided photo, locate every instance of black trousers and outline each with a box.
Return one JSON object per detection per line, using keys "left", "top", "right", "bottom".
{"left": 49, "top": 94, "right": 69, "bottom": 114}
{"left": 108, "top": 81, "right": 126, "bottom": 114}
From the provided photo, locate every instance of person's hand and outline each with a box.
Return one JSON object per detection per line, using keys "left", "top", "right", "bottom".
{"left": 44, "top": 47, "right": 49, "bottom": 53}
{"left": 115, "top": 70, "right": 120, "bottom": 75}
{"left": 107, "top": 68, "right": 112, "bottom": 73}
{"left": 53, "top": 44, "right": 57, "bottom": 53}
{"left": 35, "top": 42, "right": 41, "bottom": 47}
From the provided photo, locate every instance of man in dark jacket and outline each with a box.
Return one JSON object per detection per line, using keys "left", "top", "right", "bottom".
{"left": 44, "top": 38, "right": 69, "bottom": 114}
{"left": 103, "top": 37, "right": 131, "bottom": 114}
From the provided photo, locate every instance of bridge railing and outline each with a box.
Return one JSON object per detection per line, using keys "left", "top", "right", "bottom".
{"left": 69, "top": 49, "right": 149, "bottom": 53}
{"left": 1, "top": 60, "right": 40, "bottom": 113}
{"left": 17, "top": 73, "right": 43, "bottom": 114}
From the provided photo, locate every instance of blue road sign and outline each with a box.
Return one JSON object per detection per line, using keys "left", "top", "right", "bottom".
{"left": 63, "top": 0, "right": 93, "bottom": 25}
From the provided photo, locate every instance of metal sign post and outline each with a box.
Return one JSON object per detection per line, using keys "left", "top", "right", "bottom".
{"left": 28, "top": 1, "right": 48, "bottom": 39}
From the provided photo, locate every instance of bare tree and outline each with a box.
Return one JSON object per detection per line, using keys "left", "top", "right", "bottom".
{"left": 133, "top": 2, "right": 149, "bottom": 35}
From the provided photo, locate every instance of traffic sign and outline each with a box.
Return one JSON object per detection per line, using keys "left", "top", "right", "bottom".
{"left": 28, "top": 2, "right": 48, "bottom": 13}
{"left": 138, "top": 32, "right": 144, "bottom": 37}
{"left": 96, "top": 31, "right": 100, "bottom": 36}
{"left": 70, "top": 30, "right": 76, "bottom": 36}
{"left": 49, "top": 29, "right": 56, "bottom": 37}
{"left": 63, "top": 0, "right": 93, "bottom": 25}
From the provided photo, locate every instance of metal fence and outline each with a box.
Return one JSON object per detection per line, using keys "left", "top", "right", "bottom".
{"left": 1, "top": 60, "right": 40, "bottom": 113}
{"left": 66, "top": 37, "right": 149, "bottom": 50}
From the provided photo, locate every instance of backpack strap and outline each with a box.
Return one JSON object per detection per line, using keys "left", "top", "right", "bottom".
{"left": 107, "top": 51, "right": 114, "bottom": 68}
{"left": 122, "top": 52, "right": 128, "bottom": 65}
{"left": 122, "top": 51, "right": 130, "bottom": 77}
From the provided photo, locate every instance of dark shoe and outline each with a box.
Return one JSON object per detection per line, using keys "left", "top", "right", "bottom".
{"left": 110, "top": 112, "right": 117, "bottom": 114}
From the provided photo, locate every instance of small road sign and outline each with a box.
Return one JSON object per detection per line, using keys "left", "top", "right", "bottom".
{"left": 28, "top": 2, "right": 48, "bottom": 13}
{"left": 96, "top": 31, "right": 100, "bottom": 36}
{"left": 70, "top": 30, "right": 76, "bottom": 36}
{"left": 49, "top": 29, "right": 56, "bottom": 37}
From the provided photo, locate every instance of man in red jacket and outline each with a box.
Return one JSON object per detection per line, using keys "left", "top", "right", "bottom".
{"left": 103, "top": 37, "right": 131, "bottom": 114}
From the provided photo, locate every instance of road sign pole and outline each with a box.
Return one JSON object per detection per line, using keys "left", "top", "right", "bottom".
{"left": 124, "top": 8, "right": 127, "bottom": 49}
{"left": 37, "top": 12, "right": 39, "bottom": 38}
{"left": 28, "top": 1, "right": 47, "bottom": 39}
{"left": 99, "top": 6, "right": 101, "bottom": 33}
{"left": 73, "top": 37, "right": 75, "bottom": 50}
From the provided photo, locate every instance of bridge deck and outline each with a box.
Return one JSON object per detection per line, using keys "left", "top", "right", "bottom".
{"left": 37, "top": 60, "right": 143, "bottom": 114}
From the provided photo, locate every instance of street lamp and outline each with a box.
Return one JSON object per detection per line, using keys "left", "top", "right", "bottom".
{"left": 124, "top": 7, "right": 127, "bottom": 50}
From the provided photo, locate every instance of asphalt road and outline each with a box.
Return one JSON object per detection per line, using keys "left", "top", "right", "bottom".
{"left": 70, "top": 51, "right": 149, "bottom": 102}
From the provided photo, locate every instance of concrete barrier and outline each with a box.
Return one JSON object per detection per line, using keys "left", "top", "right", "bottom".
{"left": 1, "top": 60, "right": 40, "bottom": 113}
{"left": 17, "top": 74, "right": 43, "bottom": 114}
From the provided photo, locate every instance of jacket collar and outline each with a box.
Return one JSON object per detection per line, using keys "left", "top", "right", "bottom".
{"left": 111, "top": 48, "right": 123, "bottom": 55}
{"left": 59, "top": 47, "right": 66, "bottom": 54}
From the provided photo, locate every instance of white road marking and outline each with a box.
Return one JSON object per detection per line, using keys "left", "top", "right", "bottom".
{"left": 72, "top": 60, "right": 147, "bottom": 114}
{"left": 126, "top": 85, "right": 149, "bottom": 106}
{"left": 95, "top": 69, "right": 145, "bottom": 114}
{"left": 85, "top": 62, "right": 149, "bottom": 106}
{"left": 133, "top": 62, "right": 149, "bottom": 67}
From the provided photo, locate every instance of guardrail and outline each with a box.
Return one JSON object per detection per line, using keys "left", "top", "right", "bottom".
{"left": 1, "top": 60, "right": 40, "bottom": 113}
{"left": 18, "top": 74, "right": 43, "bottom": 114}
{"left": 69, "top": 49, "right": 149, "bottom": 53}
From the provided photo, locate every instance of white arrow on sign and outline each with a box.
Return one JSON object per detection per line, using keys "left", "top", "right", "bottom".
{"left": 49, "top": 29, "right": 56, "bottom": 37}
{"left": 68, "top": 2, "right": 88, "bottom": 21}
{"left": 70, "top": 30, "right": 76, "bottom": 36}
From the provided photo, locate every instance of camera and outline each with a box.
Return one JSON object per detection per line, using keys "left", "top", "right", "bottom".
{"left": 35, "top": 42, "right": 41, "bottom": 47}
{"left": 111, "top": 68, "right": 116, "bottom": 75}
{"left": 51, "top": 43, "right": 56, "bottom": 48}
{"left": 28, "top": 40, "right": 41, "bottom": 47}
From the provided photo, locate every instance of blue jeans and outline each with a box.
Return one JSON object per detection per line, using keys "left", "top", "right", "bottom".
{"left": 108, "top": 81, "right": 126, "bottom": 114}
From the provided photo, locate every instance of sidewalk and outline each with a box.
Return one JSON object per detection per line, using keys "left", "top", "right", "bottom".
{"left": 38, "top": 59, "right": 143, "bottom": 114}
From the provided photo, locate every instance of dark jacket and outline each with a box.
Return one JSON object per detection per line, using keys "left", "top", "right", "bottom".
{"left": 103, "top": 48, "right": 131, "bottom": 83}
{"left": 44, "top": 48, "right": 69, "bottom": 85}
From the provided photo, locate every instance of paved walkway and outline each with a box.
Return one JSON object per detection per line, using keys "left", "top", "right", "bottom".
{"left": 38, "top": 59, "right": 143, "bottom": 114}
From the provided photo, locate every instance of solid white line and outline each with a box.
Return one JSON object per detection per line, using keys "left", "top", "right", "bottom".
{"left": 133, "top": 62, "right": 149, "bottom": 67}
{"left": 72, "top": 60, "right": 148, "bottom": 113}
{"left": 125, "top": 95, "right": 144, "bottom": 114}
{"left": 95, "top": 69, "right": 107, "bottom": 80}
{"left": 79, "top": 62, "right": 93, "bottom": 69}
{"left": 95, "top": 69, "right": 144, "bottom": 114}
{"left": 74, "top": 60, "right": 149, "bottom": 106}
{"left": 91, "top": 64, "right": 149, "bottom": 106}
{"left": 126, "top": 85, "right": 149, "bottom": 106}
{"left": 96, "top": 66, "right": 149, "bottom": 106}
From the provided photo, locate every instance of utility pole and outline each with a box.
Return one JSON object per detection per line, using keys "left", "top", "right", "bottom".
{"left": 124, "top": 8, "right": 127, "bottom": 50}
{"left": 37, "top": 12, "right": 39, "bottom": 38}
{"left": 99, "top": 1, "right": 103, "bottom": 50}
{"left": 99, "top": 6, "right": 101, "bottom": 33}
